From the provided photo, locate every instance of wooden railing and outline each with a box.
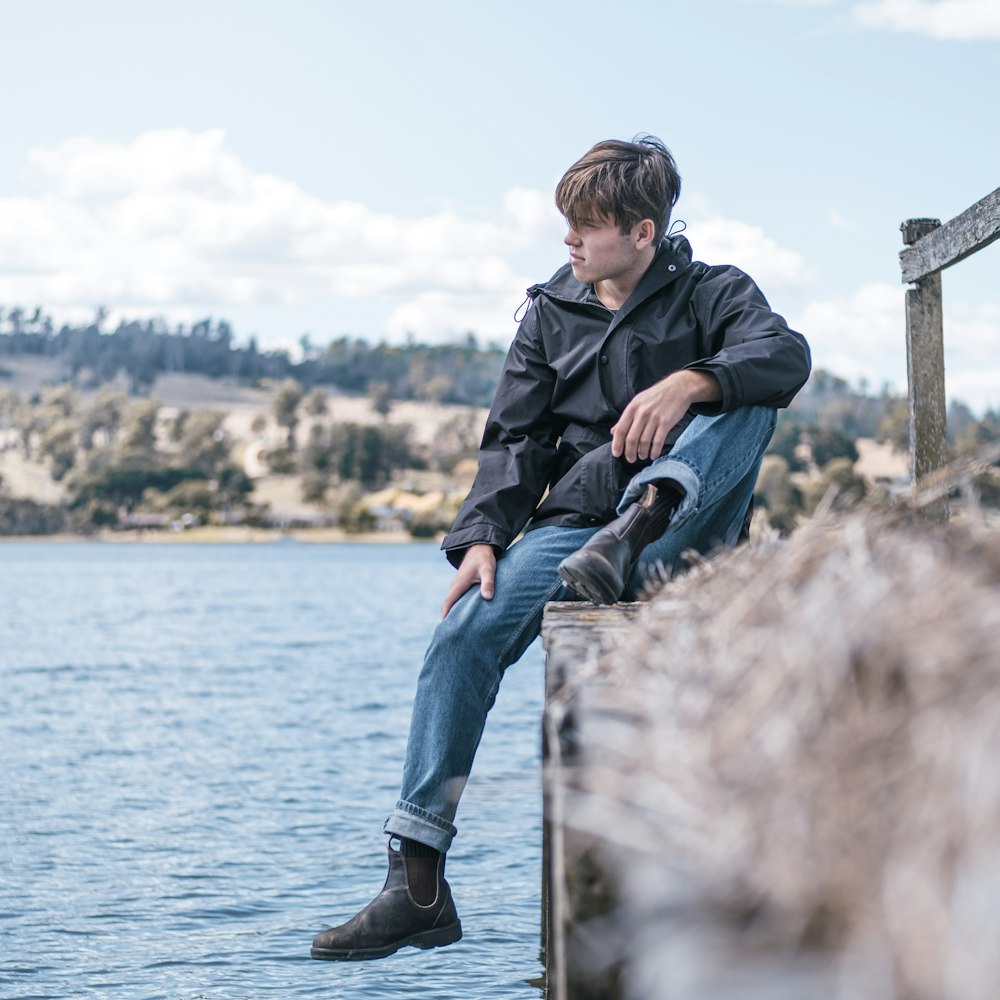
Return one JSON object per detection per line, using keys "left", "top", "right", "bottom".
{"left": 899, "top": 187, "right": 1000, "bottom": 498}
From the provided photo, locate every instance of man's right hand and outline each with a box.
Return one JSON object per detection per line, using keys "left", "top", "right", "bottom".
{"left": 441, "top": 544, "right": 496, "bottom": 619}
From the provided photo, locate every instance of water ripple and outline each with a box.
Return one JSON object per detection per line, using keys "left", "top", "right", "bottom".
{"left": 1, "top": 542, "right": 545, "bottom": 998}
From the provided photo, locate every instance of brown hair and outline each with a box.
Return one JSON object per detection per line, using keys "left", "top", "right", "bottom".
{"left": 555, "top": 135, "right": 681, "bottom": 244}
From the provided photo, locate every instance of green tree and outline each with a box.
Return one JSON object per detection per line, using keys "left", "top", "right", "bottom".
{"left": 368, "top": 381, "right": 393, "bottom": 419}
{"left": 766, "top": 416, "right": 806, "bottom": 472}
{"left": 115, "top": 399, "right": 161, "bottom": 467}
{"left": 174, "top": 409, "right": 231, "bottom": 476}
{"left": 0, "top": 388, "right": 22, "bottom": 436}
{"left": 303, "top": 387, "right": 330, "bottom": 418}
{"left": 80, "top": 388, "right": 127, "bottom": 450}
{"left": 809, "top": 426, "right": 859, "bottom": 467}
{"left": 754, "top": 454, "right": 803, "bottom": 535}
{"left": 802, "top": 457, "right": 867, "bottom": 515}
{"left": 420, "top": 374, "right": 452, "bottom": 405}
{"left": 877, "top": 397, "right": 909, "bottom": 454}
{"left": 953, "top": 409, "right": 1000, "bottom": 459}
{"left": 328, "top": 422, "right": 418, "bottom": 488}
{"left": 273, "top": 378, "right": 304, "bottom": 448}
{"left": 38, "top": 419, "right": 78, "bottom": 481}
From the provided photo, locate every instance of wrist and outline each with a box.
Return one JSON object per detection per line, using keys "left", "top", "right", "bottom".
{"left": 673, "top": 369, "right": 721, "bottom": 405}
{"left": 462, "top": 543, "right": 496, "bottom": 564}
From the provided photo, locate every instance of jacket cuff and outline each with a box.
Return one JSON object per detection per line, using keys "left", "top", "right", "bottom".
{"left": 685, "top": 361, "right": 738, "bottom": 413}
{"left": 440, "top": 523, "right": 508, "bottom": 568}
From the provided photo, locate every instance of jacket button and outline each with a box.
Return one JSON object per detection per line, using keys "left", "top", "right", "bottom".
{"left": 668, "top": 264, "right": 677, "bottom": 272}
{"left": 599, "top": 355, "right": 609, "bottom": 365}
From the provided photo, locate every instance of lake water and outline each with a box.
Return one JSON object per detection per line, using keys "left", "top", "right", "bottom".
{"left": 0, "top": 541, "right": 546, "bottom": 999}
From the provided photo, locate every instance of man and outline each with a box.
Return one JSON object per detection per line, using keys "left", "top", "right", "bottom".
{"left": 311, "top": 136, "right": 810, "bottom": 961}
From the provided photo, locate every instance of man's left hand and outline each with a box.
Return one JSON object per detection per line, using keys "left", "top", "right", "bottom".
{"left": 611, "top": 370, "right": 722, "bottom": 463}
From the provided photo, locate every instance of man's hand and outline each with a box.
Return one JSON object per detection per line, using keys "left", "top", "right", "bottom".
{"left": 611, "top": 370, "right": 722, "bottom": 463}
{"left": 441, "top": 544, "right": 496, "bottom": 619}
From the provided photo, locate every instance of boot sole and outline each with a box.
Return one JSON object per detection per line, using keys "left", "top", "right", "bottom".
{"left": 558, "top": 551, "right": 624, "bottom": 605}
{"left": 310, "top": 919, "right": 462, "bottom": 961}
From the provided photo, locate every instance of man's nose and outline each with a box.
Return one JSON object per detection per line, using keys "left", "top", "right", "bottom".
{"left": 564, "top": 228, "right": 581, "bottom": 246}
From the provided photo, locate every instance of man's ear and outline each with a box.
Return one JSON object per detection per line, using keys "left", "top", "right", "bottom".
{"left": 634, "top": 219, "right": 657, "bottom": 250}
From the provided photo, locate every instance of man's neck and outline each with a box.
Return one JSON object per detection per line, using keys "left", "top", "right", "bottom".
{"left": 593, "top": 249, "right": 657, "bottom": 311}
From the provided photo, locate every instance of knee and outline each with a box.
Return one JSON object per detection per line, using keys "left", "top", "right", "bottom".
{"left": 425, "top": 590, "right": 496, "bottom": 663}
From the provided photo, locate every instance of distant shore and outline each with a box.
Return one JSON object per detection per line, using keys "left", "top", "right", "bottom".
{"left": 0, "top": 526, "right": 434, "bottom": 544}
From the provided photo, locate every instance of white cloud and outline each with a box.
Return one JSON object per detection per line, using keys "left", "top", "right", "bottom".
{"left": 854, "top": 0, "right": 1000, "bottom": 39}
{"left": 1, "top": 129, "right": 813, "bottom": 346}
{"left": 757, "top": 0, "right": 1000, "bottom": 38}
{"left": 793, "top": 282, "right": 907, "bottom": 387}
{"left": 682, "top": 196, "right": 810, "bottom": 288}
{"left": 386, "top": 289, "right": 530, "bottom": 344}
{"left": 1, "top": 129, "right": 558, "bottom": 342}
{"left": 791, "top": 284, "right": 1000, "bottom": 411}
{"left": 854, "top": 0, "right": 1000, "bottom": 41}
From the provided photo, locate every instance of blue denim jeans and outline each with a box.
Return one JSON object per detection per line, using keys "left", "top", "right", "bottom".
{"left": 384, "top": 406, "right": 777, "bottom": 852}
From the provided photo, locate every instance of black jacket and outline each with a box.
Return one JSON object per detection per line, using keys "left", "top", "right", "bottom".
{"left": 441, "top": 237, "right": 811, "bottom": 565}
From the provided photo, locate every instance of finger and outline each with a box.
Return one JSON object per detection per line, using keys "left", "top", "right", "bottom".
{"left": 441, "top": 575, "right": 471, "bottom": 619}
{"left": 625, "top": 417, "right": 649, "bottom": 463}
{"left": 613, "top": 398, "right": 644, "bottom": 457}
{"left": 479, "top": 562, "right": 495, "bottom": 601}
{"left": 634, "top": 417, "right": 659, "bottom": 461}
{"left": 648, "top": 422, "right": 670, "bottom": 460}
{"left": 610, "top": 414, "right": 630, "bottom": 458}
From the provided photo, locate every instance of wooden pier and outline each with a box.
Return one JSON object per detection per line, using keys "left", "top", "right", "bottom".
{"left": 538, "top": 498, "right": 1000, "bottom": 999}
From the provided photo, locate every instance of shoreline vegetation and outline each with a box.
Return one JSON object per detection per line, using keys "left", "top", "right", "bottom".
{"left": 2, "top": 319, "right": 997, "bottom": 542}
{"left": 0, "top": 526, "right": 425, "bottom": 544}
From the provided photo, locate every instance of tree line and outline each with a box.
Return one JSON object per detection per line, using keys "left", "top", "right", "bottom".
{"left": 755, "top": 370, "right": 1000, "bottom": 532}
{"left": 0, "top": 306, "right": 506, "bottom": 406}
{"left": 3, "top": 302, "right": 999, "bottom": 538}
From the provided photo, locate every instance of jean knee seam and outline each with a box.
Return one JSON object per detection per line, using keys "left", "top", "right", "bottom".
{"left": 453, "top": 577, "right": 565, "bottom": 783}
{"left": 496, "top": 577, "right": 567, "bottom": 668}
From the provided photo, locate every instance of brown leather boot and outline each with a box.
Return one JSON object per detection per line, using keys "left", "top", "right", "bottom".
{"left": 310, "top": 841, "right": 462, "bottom": 961}
{"left": 557, "top": 482, "right": 682, "bottom": 604}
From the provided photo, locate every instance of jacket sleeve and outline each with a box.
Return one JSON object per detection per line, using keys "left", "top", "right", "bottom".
{"left": 685, "top": 266, "right": 811, "bottom": 413}
{"left": 440, "top": 303, "right": 560, "bottom": 567}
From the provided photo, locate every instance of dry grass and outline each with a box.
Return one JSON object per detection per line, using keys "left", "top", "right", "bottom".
{"left": 567, "top": 462, "right": 1000, "bottom": 999}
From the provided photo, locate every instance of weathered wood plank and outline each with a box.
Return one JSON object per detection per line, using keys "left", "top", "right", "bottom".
{"left": 905, "top": 276, "right": 948, "bottom": 482}
{"left": 541, "top": 602, "right": 640, "bottom": 1000}
{"left": 900, "top": 187, "right": 1000, "bottom": 282}
{"left": 901, "top": 221, "right": 949, "bottom": 510}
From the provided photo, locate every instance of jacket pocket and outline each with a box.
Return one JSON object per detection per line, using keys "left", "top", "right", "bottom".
{"left": 533, "top": 442, "right": 630, "bottom": 525}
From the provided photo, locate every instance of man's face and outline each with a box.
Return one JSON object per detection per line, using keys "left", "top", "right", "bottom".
{"left": 564, "top": 215, "right": 648, "bottom": 287}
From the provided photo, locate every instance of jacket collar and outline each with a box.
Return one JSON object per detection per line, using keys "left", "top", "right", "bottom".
{"left": 530, "top": 235, "right": 693, "bottom": 312}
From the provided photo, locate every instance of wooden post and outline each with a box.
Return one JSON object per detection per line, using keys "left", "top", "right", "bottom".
{"left": 901, "top": 218, "right": 947, "bottom": 511}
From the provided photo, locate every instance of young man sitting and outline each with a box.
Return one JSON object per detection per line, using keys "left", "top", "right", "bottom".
{"left": 311, "top": 134, "right": 811, "bottom": 961}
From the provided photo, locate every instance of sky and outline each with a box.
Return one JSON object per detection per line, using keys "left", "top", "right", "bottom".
{"left": 0, "top": 0, "right": 997, "bottom": 410}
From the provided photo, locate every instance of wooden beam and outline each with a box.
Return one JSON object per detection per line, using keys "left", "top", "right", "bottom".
{"left": 900, "top": 187, "right": 1000, "bottom": 283}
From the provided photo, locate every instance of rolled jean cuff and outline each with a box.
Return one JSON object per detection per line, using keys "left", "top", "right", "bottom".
{"left": 383, "top": 801, "right": 457, "bottom": 854}
{"left": 617, "top": 457, "right": 702, "bottom": 529}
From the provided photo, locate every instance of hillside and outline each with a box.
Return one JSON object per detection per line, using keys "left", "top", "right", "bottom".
{"left": 0, "top": 358, "right": 487, "bottom": 533}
